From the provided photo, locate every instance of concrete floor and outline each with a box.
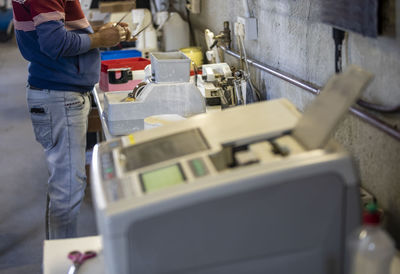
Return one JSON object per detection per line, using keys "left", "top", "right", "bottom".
{"left": 0, "top": 38, "right": 97, "bottom": 273}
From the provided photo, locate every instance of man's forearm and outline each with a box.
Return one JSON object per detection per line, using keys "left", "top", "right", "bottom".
{"left": 88, "top": 32, "right": 103, "bottom": 49}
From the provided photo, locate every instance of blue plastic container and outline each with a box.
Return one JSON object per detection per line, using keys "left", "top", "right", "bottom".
{"left": 100, "top": 49, "right": 142, "bottom": 61}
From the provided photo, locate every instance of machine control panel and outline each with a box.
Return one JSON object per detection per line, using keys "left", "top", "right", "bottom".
{"left": 106, "top": 179, "right": 124, "bottom": 202}
{"left": 105, "top": 156, "right": 215, "bottom": 201}
{"left": 97, "top": 129, "right": 219, "bottom": 202}
{"left": 188, "top": 158, "right": 209, "bottom": 177}
{"left": 101, "top": 152, "right": 116, "bottom": 180}
{"left": 98, "top": 136, "right": 307, "bottom": 204}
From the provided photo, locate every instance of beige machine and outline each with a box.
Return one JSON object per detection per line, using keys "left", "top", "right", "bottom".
{"left": 91, "top": 66, "right": 372, "bottom": 274}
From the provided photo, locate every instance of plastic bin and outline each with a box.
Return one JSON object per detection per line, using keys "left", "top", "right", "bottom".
{"left": 150, "top": 52, "right": 190, "bottom": 83}
{"left": 100, "top": 49, "right": 142, "bottom": 61}
{"left": 99, "top": 57, "right": 150, "bottom": 91}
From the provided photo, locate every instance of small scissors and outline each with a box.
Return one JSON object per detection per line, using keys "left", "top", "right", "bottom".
{"left": 67, "top": 250, "right": 97, "bottom": 274}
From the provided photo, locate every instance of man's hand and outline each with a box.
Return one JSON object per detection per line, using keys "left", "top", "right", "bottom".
{"left": 116, "top": 22, "right": 136, "bottom": 42}
{"left": 89, "top": 22, "right": 134, "bottom": 49}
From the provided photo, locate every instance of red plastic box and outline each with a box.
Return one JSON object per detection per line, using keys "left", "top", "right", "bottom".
{"left": 99, "top": 57, "right": 151, "bottom": 92}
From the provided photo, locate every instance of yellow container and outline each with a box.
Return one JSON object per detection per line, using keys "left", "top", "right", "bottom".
{"left": 180, "top": 47, "right": 203, "bottom": 70}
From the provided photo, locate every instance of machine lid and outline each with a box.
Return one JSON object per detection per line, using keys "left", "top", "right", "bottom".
{"left": 292, "top": 65, "right": 373, "bottom": 150}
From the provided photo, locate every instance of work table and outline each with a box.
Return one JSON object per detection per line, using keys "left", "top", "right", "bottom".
{"left": 43, "top": 235, "right": 400, "bottom": 274}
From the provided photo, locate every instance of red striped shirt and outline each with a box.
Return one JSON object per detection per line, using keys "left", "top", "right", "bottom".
{"left": 13, "top": 0, "right": 89, "bottom": 31}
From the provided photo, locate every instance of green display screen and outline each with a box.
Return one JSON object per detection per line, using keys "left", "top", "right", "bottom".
{"left": 141, "top": 164, "right": 185, "bottom": 193}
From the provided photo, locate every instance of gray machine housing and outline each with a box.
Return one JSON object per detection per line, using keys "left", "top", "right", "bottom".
{"left": 103, "top": 82, "right": 205, "bottom": 135}
{"left": 91, "top": 98, "right": 361, "bottom": 274}
{"left": 103, "top": 51, "right": 205, "bottom": 136}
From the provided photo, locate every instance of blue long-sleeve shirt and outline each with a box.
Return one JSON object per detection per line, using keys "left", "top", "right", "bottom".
{"left": 12, "top": 0, "right": 100, "bottom": 92}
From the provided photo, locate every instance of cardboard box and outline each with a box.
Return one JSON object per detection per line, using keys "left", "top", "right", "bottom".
{"left": 99, "top": 1, "right": 136, "bottom": 13}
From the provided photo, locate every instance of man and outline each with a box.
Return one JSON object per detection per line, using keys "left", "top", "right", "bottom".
{"left": 12, "top": 0, "right": 131, "bottom": 239}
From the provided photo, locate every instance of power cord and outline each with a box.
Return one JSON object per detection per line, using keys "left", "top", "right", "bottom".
{"left": 236, "top": 33, "right": 261, "bottom": 101}
{"left": 185, "top": 2, "right": 196, "bottom": 46}
{"left": 332, "top": 28, "right": 345, "bottom": 74}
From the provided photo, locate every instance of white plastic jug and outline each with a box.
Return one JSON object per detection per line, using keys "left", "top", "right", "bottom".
{"left": 161, "top": 12, "right": 190, "bottom": 51}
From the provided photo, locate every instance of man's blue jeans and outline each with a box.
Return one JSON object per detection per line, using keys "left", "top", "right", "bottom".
{"left": 26, "top": 87, "right": 90, "bottom": 239}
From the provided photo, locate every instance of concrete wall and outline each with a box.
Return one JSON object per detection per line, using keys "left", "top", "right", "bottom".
{"left": 182, "top": 0, "right": 400, "bottom": 246}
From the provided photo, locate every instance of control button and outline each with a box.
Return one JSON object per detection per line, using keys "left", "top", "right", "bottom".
{"left": 107, "top": 173, "right": 114, "bottom": 180}
{"left": 107, "top": 180, "right": 124, "bottom": 202}
{"left": 189, "top": 158, "right": 208, "bottom": 177}
{"left": 101, "top": 154, "right": 111, "bottom": 161}
{"left": 101, "top": 152, "right": 115, "bottom": 180}
{"left": 105, "top": 167, "right": 114, "bottom": 174}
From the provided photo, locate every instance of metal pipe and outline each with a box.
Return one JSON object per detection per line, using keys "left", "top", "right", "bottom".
{"left": 349, "top": 107, "right": 400, "bottom": 140}
{"left": 357, "top": 99, "right": 400, "bottom": 113}
{"left": 220, "top": 45, "right": 320, "bottom": 95}
{"left": 219, "top": 45, "right": 400, "bottom": 141}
